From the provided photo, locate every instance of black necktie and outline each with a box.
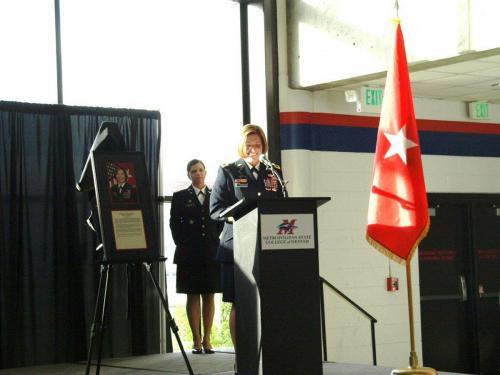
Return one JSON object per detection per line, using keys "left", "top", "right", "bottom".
{"left": 197, "top": 190, "right": 205, "bottom": 205}
{"left": 251, "top": 167, "right": 258, "bottom": 180}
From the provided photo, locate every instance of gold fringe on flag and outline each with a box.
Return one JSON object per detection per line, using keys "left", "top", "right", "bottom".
{"left": 366, "top": 218, "right": 430, "bottom": 264}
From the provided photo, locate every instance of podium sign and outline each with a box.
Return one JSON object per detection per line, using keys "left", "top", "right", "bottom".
{"left": 260, "top": 213, "right": 315, "bottom": 250}
{"left": 223, "top": 197, "right": 330, "bottom": 375}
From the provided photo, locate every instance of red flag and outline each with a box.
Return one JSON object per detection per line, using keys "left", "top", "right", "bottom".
{"left": 366, "top": 21, "right": 429, "bottom": 264}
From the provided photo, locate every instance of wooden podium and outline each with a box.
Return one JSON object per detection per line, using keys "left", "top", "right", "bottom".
{"left": 221, "top": 197, "right": 330, "bottom": 375}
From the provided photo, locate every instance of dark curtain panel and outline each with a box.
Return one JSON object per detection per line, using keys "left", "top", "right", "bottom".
{"left": 0, "top": 102, "right": 163, "bottom": 369}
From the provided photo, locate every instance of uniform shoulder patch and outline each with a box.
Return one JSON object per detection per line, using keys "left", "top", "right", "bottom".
{"left": 221, "top": 162, "right": 237, "bottom": 170}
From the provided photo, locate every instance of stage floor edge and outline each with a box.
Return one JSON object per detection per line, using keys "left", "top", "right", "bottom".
{"left": 0, "top": 350, "right": 472, "bottom": 375}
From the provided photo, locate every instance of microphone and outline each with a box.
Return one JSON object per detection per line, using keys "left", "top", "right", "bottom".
{"left": 259, "top": 154, "right": 288, "bottom": 197}
{"left": 259, "top": 154, "right": 274, "bottom": 170}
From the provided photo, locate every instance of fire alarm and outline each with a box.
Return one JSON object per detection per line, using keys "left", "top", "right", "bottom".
{"left": 387, "top": 277, "right": 399, "bottom": 291}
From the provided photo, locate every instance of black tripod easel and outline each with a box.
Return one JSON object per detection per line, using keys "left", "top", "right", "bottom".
{"left": 76, "top": 125, "right": 194, "bottom": 374}
{"left": 84, "top": 257, "right": 195, "bottom": 375}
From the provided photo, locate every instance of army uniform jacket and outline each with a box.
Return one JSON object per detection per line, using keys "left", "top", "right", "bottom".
{"left": 110, "top": 182, "right": 137, "bottom": 202}
{"left": 170, "top": 185, "right": 223, "bottom": 264}
{"left": 209, "top": 158, "right": 285, "bottom": 263}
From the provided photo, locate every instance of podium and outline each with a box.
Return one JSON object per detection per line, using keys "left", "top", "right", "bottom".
{"left": 221, "top": 197, "right": 330, "bottom": 375}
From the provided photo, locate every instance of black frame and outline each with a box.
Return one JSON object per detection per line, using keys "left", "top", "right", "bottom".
{"left": 92, "top": 151, "right": 159, "bottom": 263}
{"left": 238, "top": 0, "right": 281, "bottom": 164}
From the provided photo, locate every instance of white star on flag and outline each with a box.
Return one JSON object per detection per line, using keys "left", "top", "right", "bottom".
{"left": 383, "top": 125, "right": 418, "bottom": 164}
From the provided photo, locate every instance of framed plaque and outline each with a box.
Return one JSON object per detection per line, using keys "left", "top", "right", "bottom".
{"left": 91, "top": 151, "right": 159, "bottom": 263}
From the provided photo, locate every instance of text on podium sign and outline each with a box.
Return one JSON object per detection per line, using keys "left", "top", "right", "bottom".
{"left": 260, "top": 214, "right": 315, "bottom": 250}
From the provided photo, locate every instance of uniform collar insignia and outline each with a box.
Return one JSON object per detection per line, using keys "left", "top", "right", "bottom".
{"left": 190, "top": 185, "right": 208, "bottom": 196}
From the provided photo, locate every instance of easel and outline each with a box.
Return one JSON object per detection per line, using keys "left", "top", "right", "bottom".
{"left": 76, "top": 124, "right": 195, "bottom": 375}
{"left": 84, "top": 257, "right": 194, "bottom": 375}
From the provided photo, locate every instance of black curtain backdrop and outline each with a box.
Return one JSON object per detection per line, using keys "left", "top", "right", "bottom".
{"left": 0, "top": 101, "right": 164, "bottom": 369}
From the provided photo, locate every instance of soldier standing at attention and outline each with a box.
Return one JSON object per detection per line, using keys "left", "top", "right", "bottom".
{"left": 170, "top": 159, "right": 223, "bottom": 354}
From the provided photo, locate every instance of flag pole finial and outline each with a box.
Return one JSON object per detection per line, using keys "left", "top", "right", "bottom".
{"left": 393, "top": 0, "right": 400, "bottom": 23}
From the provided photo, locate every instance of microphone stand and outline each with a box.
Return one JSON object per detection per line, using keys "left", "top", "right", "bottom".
{"left": 262, "top": 159, "right": 288, "bottom": 197}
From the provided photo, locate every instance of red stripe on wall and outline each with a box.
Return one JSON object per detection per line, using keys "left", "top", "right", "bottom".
{"left": 417, "top": 119, "right": 500, "bottom": 134}
{"left": 280, "top": 111, "right": 500, "bottom": 135}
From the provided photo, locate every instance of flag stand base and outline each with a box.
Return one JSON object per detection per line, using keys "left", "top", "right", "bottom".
{"left": 391, "top": 366, "right": 438, "bottom": 375}
{"left": 391, "top": 350, "right": 438, "bottom": 374}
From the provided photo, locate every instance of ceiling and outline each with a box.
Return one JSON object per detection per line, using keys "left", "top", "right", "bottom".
{"left": 321, "top": 52, "right": 500, "bottom": 104}
{"left": 287, "top": 0, "right": 500, "bottom": 105}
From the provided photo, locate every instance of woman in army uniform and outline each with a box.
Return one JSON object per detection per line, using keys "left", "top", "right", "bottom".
{"left": 170, "top": 159, "right": 223, "bottom": 354}
{"left": 110, "top": 167, "right": 137, "bottom": 202}
{"left": 209, "top": 125, "right": 285, "bottom": 371}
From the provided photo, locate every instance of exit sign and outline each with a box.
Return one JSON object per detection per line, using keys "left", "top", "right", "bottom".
{"left": 357, "top": 87, "right": 383, "bottom": 113}
{"left": 469, "top": 101, "right": 490, "bottom": 120}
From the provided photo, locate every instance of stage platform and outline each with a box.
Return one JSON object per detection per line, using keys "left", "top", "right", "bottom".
{"left": 0, "top": 349, "right": 469, "bottom": 375}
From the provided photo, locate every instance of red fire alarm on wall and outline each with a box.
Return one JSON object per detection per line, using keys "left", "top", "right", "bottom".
{"left": 387, "top": 277, "right": 399, "bottom": 291}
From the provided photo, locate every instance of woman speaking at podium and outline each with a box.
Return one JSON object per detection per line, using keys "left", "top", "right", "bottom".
{"left": 209, "top": 124, "right": 285, "bottom": 372}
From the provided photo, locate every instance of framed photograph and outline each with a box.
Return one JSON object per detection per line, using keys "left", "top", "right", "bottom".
{"left": 91, "top": 151, "right": 159, "bottom": 263}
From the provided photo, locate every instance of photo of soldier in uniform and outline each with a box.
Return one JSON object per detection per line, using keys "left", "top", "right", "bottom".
{"left": 107, "top": 163, "right": 138, "bottom": 203}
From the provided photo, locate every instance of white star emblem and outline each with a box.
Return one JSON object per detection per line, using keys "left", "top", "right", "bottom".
{"left": 383, "top": 125, "right": 418, "bottom": 164}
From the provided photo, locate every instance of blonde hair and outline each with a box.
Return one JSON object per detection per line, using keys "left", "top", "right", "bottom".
{"left": 237, "top": 124, "right": 268, "bottom": 158}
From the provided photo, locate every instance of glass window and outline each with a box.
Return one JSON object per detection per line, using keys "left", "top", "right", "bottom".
{"left": 61, "top": 0, "right": 243, "bottom": 350}
{"left": 60, "top": 0, "right": 165, "bottom": 109}
{"left": 0, "top": 0, "right": 57, "bottom": 103}
{"left": 60, "top": 0, "right": 242, "bottom": 189}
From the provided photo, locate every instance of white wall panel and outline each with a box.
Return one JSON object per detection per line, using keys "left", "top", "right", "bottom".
{"left": 277, "top": 0, "right": 500, "bottom": 368}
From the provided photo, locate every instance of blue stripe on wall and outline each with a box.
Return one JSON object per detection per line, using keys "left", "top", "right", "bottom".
{"left": 281, "top": 124, "right": 377, "bottom": 152}
{"left": 281, "top": 124, "right": 500, "bottom": 157}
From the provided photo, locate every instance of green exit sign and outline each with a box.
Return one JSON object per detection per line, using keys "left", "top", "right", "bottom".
{"left": 469, "top": 101, "right": 490, "bottom": 120}
{"left": 357, "top": 87, "right": 384, "bottom": 113}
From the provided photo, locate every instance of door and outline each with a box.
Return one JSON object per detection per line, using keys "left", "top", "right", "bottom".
{"left": 473, "top": 204, "right": 500, "bottom": 375}
{"left": 418, "top": 202, "right": 476, "bottom": 373}
{"left": 418, "top": 195, "right": 500, "bottom": 375}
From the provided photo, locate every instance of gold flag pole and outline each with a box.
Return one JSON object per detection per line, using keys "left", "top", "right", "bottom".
{"left": 390, "top": 0, "right": 435, "bottom": 372}
{"left": 392, "top": 259, "right": 437, "bottom": 375}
